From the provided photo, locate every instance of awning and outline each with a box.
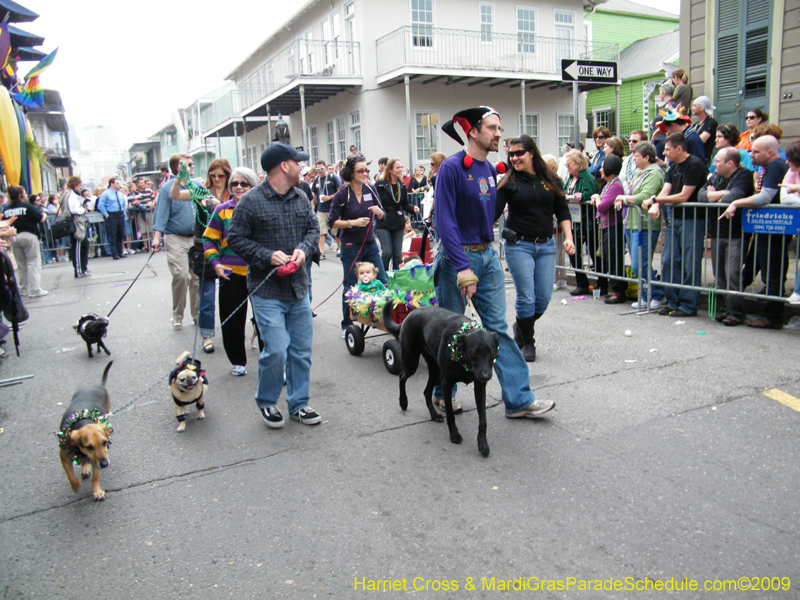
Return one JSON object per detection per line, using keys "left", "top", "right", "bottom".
{"left": 11, "top": 45, "right": 45, "bottom": 61}
{"left": 0, "top": 0, "right": 39, "bottom": 23}
{"left": 8, "top": 24, "right": 44, "bottom": 48}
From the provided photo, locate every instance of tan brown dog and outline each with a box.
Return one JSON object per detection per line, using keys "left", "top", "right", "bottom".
{"left": 169, "top": 351, "right": 208, "bottom": 432}
{"left": 58, "top": 361, "right": 114, "bottom": 501}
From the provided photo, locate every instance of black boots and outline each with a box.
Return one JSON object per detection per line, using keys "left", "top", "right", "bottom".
{"left": 514, "top": 314, "right": 541, "bottom": 362}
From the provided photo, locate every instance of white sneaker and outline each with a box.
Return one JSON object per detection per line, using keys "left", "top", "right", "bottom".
{"left": 19, "top": 288, "right": 28, "bottom": 296}
{"left": 28, "top": 290, "right": 49, "bottom": 297}
{"left": 649, "top": 299, "right": 663, "bottom": 310}
{"left": 631, "top": 300, "right": 646, "bottom": 309}
{"left": 505, "top": 399, "right": 555, "bottom": 418}
{"left": 788, "top": 292, "right": 800, "bottom": 305}
{"left": 555, "top": 279, "right": 567, "bottom": 290}
{"left": 434, "top": 397, "right": 463, "bottom": 414}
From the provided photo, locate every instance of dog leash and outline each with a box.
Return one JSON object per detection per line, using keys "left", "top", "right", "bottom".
{"left": 106, "top": 251, "right": 156, "bottom": 318}
{"left": 107, "top": 266, "right": 279, "bottom": 418}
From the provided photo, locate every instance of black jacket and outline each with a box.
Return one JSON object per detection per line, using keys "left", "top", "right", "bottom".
{"left": 375, "top": 180, "right": 416, "bottom": 230}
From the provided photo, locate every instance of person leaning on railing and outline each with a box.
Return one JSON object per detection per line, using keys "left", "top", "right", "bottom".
{"left": 614, "top": 141, "right": 665, "bottom": 310}
{"left": 779, "top": 141, "right": 800, "bottom": 306}
{"left": 563, "top": 149, "right": 600, "bottom": 296}
{"left": 720, "top": 135, "right": 789, "bottom": 329}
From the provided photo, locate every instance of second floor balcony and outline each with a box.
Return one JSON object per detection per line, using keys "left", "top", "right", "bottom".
{"left": 376, "top": 26, "right": 619, "bottom": 84}
{"left": 200, "top": 90, "right": 242, "bottom": 136}
{"left": 238, "top": 38, "right": 362, "bottom": 117}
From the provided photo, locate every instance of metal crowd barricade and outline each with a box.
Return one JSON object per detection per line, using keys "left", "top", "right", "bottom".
{"left": 40, "top": 208, "right": 155, "bottom": 264}
{"left": 561, "top": 200, "right": 800, "bottom": 314}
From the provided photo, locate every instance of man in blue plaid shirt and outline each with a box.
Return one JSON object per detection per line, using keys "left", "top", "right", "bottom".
{"left": 227, "top": 144, "right": 321, "bottom": 429}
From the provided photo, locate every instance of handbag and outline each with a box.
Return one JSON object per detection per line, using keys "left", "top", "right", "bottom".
{"left": 188, "top": 239, "right": 217, "bottom": 281}
{"left": 50, "top": 217, "right": 76, "bottom": 240}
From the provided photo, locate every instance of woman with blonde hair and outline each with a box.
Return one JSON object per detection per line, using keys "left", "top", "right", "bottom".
{"left": 563, "top": 149, "right": 601, "bottom": 295}
{"left": 671, "top": 68, "right": 693, "bottom": 115}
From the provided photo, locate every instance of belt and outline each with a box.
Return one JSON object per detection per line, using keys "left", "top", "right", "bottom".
{"left": 462, "top": 242, "right": 491, "bottom": 252}
{"left": 169, "top": 233, "right": 194, "bottom": 238}
{"left": 520, "top": 235, "right": 552, "bottom": 245}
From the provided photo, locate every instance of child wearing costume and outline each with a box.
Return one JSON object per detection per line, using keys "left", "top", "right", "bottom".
{"left": 356, "top": 262, "right": 387, "bottom": 296}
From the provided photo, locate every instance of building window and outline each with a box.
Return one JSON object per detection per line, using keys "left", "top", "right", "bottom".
{"left": 345, "top": 1, "right": 356, "bottom": 74}
{"left": 554, "top": 10, "right": 574, "bottom": 61}
{"left": 415, "top": 111, "right": 439, "bottom": 161}
{"left": 480, "top": 3, "right": 493, "bottom": 43}
{"left": 321, "top": 11, "right": 340, "bottom": 66}
{"left": 336, "top": 115, "right": 347, "bottom": 161}
{"left": 557, "top": 114, "right": 575, "bottom": 149}
{"left": 326, "top": 120, "right": 335, "bottom": 164}
{"left": 349, "top": 111, "right": 361, "bottom": 152}
{"left": 593, "top": 107, "right": 614, "bottom": 132}
{"left": 411, "top": 0, "right": 434, "bottom": 48}
{"left": 298, "top": 30, "right": 313, "bottom": 75}
{"left": 309, "top": 125, "right": 319, "bottom": 164}
{"left": 518, "top": 113, "right": 540, "bottom": 146}
{"left": 517, "top": 7, "right": 536, "bottom": 54}
{"left": 287, "top": 44, "right": 296, "bottom": 76}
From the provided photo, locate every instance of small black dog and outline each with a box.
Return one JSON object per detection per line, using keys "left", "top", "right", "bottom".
{"left": 383, "top": 304, "right": 499, "bottom": 457}
{"left": 75, "top": 314, "right": 110, "bottom": 358}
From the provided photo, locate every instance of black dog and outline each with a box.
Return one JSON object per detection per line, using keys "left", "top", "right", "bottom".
{"left": 75, "top": 314, "right": 110, "bottom": 358}
{"left": 383, "top": 304, "right": 499, "bottom": 457}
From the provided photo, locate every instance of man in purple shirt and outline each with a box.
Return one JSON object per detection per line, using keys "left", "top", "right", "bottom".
{"left": 433, "top": 107, "right": 555, "bottom": 419}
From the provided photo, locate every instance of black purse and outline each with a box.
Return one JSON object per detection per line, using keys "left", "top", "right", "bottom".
{"left": 50, "top": 218, "right": 76, "bottom": 239}
{"left": 188, "top": 239, "right": 217, "bottom": 281}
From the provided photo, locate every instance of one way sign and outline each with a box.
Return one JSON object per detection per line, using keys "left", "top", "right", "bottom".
{"left": 561, "top": 59, "right": 618, "bottom": 84}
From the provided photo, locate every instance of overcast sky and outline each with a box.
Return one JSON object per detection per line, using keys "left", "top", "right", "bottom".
{"left": 22, "top": 0, "right": 679, "bottom": 149}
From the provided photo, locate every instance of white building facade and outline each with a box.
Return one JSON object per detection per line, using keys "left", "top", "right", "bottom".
{"left": 203, "top": 0, "right": 618, "bottom": 173}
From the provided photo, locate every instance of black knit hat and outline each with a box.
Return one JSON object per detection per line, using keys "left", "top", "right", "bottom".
{"left": 442, "top": 106, "right": 500, "bottom": 145}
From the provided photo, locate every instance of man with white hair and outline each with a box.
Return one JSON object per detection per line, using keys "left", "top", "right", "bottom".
{"left": 720, "top": 135, "right": 790, "bottom": 329}
{"left": 688, "top": 96, "right": 718, "bottom": 167}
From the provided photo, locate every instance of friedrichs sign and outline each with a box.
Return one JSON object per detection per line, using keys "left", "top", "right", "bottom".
{"left": 741, "top": 207, "right": 800, "bottom": 235}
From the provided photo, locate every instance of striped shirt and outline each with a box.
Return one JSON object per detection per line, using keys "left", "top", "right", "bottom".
{"left": 203, "top": 200, "right": 248, "bottom": 277}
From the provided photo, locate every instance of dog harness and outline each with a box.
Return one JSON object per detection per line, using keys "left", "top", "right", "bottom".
{"left": 169, "top": 359, "right": 208, "bottom": 421}
{"left": 447, "top": 321, "right": 497, "bottom": 373}
{"left": 55, "top": 408, "right": 112, "bottom": 465}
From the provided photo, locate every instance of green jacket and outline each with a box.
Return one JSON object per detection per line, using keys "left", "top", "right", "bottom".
{"left": 563, "top": 169, "right": 598, "bottom": 203}
{"left": 625, "top": 164, "right": 664, "bottom": 231}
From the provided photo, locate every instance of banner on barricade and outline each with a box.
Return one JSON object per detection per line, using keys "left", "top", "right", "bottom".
{"left": 741, "top": 208, "right": 800, "bottom": 235}
{"left": 569, "top": 205, "right": 582, "bottom": 224}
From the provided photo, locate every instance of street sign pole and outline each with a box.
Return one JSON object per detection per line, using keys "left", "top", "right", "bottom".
{"left": 573, "top": 82, "right": 580, "bottom": 148}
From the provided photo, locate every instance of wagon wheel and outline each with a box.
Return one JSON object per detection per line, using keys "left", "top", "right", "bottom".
{"left": 345, "top": 324, "right": 365, "bottom": 356}
{"left": 382, "top": 339, "right": 402, "bottom": 375}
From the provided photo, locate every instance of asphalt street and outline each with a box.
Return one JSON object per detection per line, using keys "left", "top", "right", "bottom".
{"left": 1, "top": 247, "right": 799, "bottom": 600}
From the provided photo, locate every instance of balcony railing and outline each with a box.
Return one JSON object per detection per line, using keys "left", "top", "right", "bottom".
{"left": 200, "top": 90, "right": 242, "bottom": 133}
{"left": 376, "top": 26, "right": 619, "bottom": 78}
{"left": 238, "top": 39, "right": 361, "bottom": 111}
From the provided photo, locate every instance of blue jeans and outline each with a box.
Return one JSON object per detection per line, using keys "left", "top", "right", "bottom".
{"left": 340, "top": 240, "right": 388, "bottom": 329}
{"left": 198, "top": 277, "right": 216, "bottom": 338}
{"left": 504, "top": 238, "right": 557, "bottom": 318}
{"left": 660, "top": 211, "right": 704, "bottom": 314}
{"left": 433, "top": 245, "right": 536, "bottom": 413}
{"left": 376, "top": 227, "right": 404, "bottom": 271}
{"left": 625, "top": 228, "right": 665, "bottom": 302}
{"left": 251, "top": 293, "right": 313, "bottom": 414}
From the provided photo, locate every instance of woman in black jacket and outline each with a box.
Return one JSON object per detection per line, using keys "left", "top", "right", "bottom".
{"left": 375, "top": 158, "right": 419, "bottom": 271}
{"left": 3, "top": 186, "right": 48, "bottom": 297}
{"left": 495, "top": 135, "right": 575, "bottom": 361}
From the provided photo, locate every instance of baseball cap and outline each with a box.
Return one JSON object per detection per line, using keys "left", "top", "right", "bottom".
{"left": 260, "top": 143, "right": 310, "bottom": 173}
{"left": 300, "top": 166, "right": 311, "bottom": 177}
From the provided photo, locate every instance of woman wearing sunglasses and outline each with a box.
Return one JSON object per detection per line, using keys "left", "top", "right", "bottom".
{"left": 375, "top": 157, "right": 420, "bottom": 271}
{"left": 328, "top": 154, "right": 388, "bottom": 337}
{"left": 496, "top": 135, "right": 575, "bottom": 361}
{"left": 202, "top": 166, "right": 261, "bottom": 375}
{"left": 736, "top": 109, "right": 767, "bottom": 151}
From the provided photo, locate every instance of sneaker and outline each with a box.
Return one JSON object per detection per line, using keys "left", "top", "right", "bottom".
{"left": 28, "top": 290, "right": 49, "bottom": 297}
{"left": 555, "top": 279, "right": 567, "bottom": 290}
{"left": 506, "top": 399, "right": 556, "bottom": 418}
{"left": 231, "top": 365, "right": 247, "bottom": 376}
{"left": 342, "top": 329, "right": 347, "bottom": 338}
{"left": 434, "top": 396, "right": 463, "bottom": 414}
{"left": 83, "top": 270, "right": 92, "bottom": 276}
{"left": 649, "top": 299, "right": 663, "bottom": 310}
{"left": 260, "top": 405, "right": 285, "bottom": 428}
{"left": 320, "top": 254, "right": 327, "bottom": 261}
{"left": 788, "top": 292, "right": 800, "bottom": 305}
{"left": 172, "top": 320, "right": 183, "bottom": 330}
{"left": 631, "top": 300, "right": 647, "bottom": 309}
{"left": 291, "top": 406, "right": 322, "bottom": 425}
{"left": 669, "top": 309, "right": 696, "bottom": 318}
{"left": 19, "top": 289, "right": 28, "bottom": 296}
{"left": 657, "top": 306, "right": 673, "bottom": 316}
{"left": 336, "top": 249, "right": 340, "bottom": 257}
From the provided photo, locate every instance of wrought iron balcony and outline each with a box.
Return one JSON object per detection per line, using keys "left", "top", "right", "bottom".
{"left": 376, "top": 26, "right": 618, "bottom": 79}
{"left": 200, "top": 90, "right": 242, "bottom": 134}
{"left": 238, "top": 39, "right": 361, "bottom": 112}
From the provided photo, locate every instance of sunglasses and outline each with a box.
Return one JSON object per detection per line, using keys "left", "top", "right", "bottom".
{"left": 209, "top": 173, "right": 227, "bottom": 179}
{"left": 354, "top": 169, "right": 370, "bottom": 174}
{"left": 507, "top": 150, "right": 528, "bottom": 158}
{"left": 185, "top": 162, "right": 194, "bottom": 166}
{"left": 594, "top": 136, "right": 606, "bottom": 141}
{"left": 746, "top": 115, "right": 757, "bottom": 120}
{"left": 231, "top": 181, "right": 251, "bottom": 188}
